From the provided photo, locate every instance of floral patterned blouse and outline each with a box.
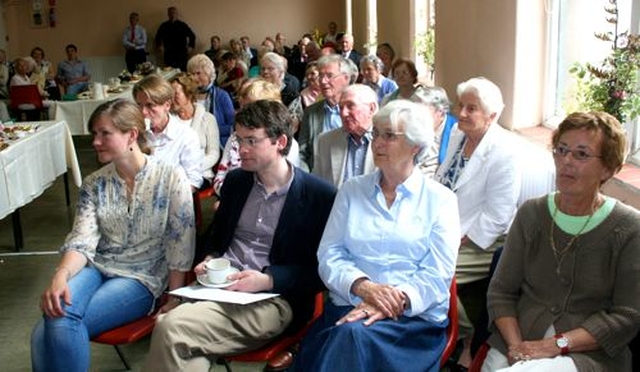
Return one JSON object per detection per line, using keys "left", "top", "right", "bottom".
{"left": 60, "top": 157, "right": 195, "bottom": 297}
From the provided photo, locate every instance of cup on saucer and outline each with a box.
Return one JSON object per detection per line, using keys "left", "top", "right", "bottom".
{"left": 206, "top": 258, "right": 236, "bottom": 285}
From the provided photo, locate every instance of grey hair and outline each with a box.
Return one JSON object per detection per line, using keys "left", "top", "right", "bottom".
{"left": 413, "top": 85, "right": 451, "bottom": 114}
{"left": 260, "top": 52, "right": 286, "bottom": 82}
{"left": 359, "top": 54, "right": 384, "bottom": 72}
{"left": 317, "top": 54, "right": 352, "bottom": 77}
{"left": 344, "top": 58, "right": 359, "bottom": 84}
{"left": 373, "top": 100, "right": 434, "bottom": 164}
{"left": 187, "top": 54, "right": 216, "bottom": 82}
{"left": 456, "top": 77, "right": 504, "bottom": 123}
{"left": 341, "top": 84, "right": 379, "bottom": 108}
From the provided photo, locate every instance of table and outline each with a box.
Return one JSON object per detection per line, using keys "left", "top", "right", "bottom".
{"left": 0, "top": 120, "right": 82, "bottom": 249}
{"left": 54, "top": 68, "right": 180, "bottom": 135}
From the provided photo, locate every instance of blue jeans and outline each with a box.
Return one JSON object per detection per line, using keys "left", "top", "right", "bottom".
{"left": 31, "top": 266, "right": 154, "bottom": 372}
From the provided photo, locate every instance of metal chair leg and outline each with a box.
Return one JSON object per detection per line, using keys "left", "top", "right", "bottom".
{"left": 216, "top": 358, "right": 233, "bottom": 372}
{"left": 113, "top": 345, "right": 132, "bottom": 370}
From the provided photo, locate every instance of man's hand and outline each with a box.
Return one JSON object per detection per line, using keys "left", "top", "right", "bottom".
{"left": 224, "top": 270, "right": 273, "bottom": 293}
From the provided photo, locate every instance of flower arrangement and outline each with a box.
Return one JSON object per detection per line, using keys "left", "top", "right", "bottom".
{"left": 569, "top": 0, "right": 640, "bottom": 123}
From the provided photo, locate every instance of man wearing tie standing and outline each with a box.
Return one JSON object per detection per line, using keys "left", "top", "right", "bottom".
{"left": 122, "top": 12, "right": 147, "bottom": 73}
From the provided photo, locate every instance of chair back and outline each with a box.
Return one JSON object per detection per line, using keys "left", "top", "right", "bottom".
{"left": 9, "top": 85, "right": 44, "bottom": 110}
{"left": 440, "top": 277, "right": 459, "bottom": 367}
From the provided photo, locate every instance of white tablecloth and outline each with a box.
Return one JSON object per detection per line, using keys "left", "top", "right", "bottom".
{"left": 54, "top": 69, "right": 180, "bottom": 135}
{"left": 0, "top": 120, "right": 82, "bottom": 220}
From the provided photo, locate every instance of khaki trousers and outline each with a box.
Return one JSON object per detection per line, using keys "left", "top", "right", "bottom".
{"left": 456, "top": 237, "right": 503, "bottom": 338}
{"left": 143, "top": 297, "right": 292, "bottom": 372}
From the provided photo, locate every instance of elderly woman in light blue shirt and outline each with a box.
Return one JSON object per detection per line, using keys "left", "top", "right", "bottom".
{"left": 30, "top": 99, "right": 195, "bottom": 372}
{"left": 294, "top": 100, "right": 460, "bottom": 372}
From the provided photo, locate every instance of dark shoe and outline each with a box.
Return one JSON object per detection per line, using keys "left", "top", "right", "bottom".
{"left": 264, "top": 348, "right": 296, "bottom": 372}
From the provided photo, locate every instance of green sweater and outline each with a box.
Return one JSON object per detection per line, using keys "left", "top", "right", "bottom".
{"left": 487, "top": 196, "right": 640, "bottom": 371}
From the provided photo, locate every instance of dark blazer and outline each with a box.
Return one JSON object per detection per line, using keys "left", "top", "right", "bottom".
{"left": 345, "top": 50, "right": 363, "bottom": 68}
{"left": 204, "top": 166, "right": 337, "bottom": 331}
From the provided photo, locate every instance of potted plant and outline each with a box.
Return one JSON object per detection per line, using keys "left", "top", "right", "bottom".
{"left": 569, "top": 0, "right": 640, "bottom": 124}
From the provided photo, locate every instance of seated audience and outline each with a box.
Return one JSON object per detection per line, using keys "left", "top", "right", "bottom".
{"left": 228, "top": 38, "right": 249, "bottom": 75}
{"left": 274, "top": 32, "right": 291, "bottom": 58}
{"left": 186, "top": 54, "right": 235, "bottom": 146}
{"left": 0, "top": 49, "right": 9, "bottom": 98}
{"left": 323, "top": 21, "right": 340, "bottom": 47}
{"left": 299, "top": 62, "right": 323, "bottom": 108}
{"left": 434, "top": 77, "right": 522, "bottom": 370}
{"left": 240, "top": 36, "right": 258, "bottom": 68}
{"left": 483, "top": 111, "right": 640, "bottom": 371}
{"left": 339, "top": 34, "right": 362, "bottom": 69}
{"left": 213, "top": 78, "right": 301, "bottom": 196}
{"left": 10, "top": 56, "right": 53, "bottom": 119}
{"left": 133, "top": 74, "right": 204, "bottom": 190}
{"left": 298, "top": 54, "right": 352, "bottom": 171}
{"left": 260, "top": 52, "right": 299, "bottom": 106}
{"left": 360, "top": 54, "right": 398, "bottom": 104}
{"left": 204, "top": 35, "right": 222, "bottom": 66}
{"left": 170, "top": 72, "right": 221, "bottom": 189}
{"left": 376, "top": 42, "right": 396, "bottom": 77}
{"left": 313, "top": 84, "right": 378, "bottom": 188}
{"left": 413, "top": 86, "right": 457, "bottom": 176}
{"left": 294, "top": 100, "right": 460, "bottom": 371}
{"left": 10, "top": 57, "right": 36, "bottom": 88}
{"left": 217, "top": 51, "right": 246, "bottom": 100}
{"left": 30, "top": 99, "right": 195, "bottom": 372}
{"left": 56, "top": 44, "right": 90, "bottom": 96}
{"left": 381, "top": 59, "right": 422, "bottom": 105}
{"left": 30, "top": 47, "right": 60, "bottom": 100}
{"left": 142, "top": 100, "right": 337, "bottom": 372}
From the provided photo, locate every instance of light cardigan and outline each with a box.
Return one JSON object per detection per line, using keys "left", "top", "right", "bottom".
{"left": 189, "top": 103, "right": 220, "bottom": 181}
{"left": 487, "top": 196, "right": 640, "bottom": 371}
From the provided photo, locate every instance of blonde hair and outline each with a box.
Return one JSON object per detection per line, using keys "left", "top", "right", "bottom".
{"left": 132, "top": 74, "right": 173, "bottom": 105}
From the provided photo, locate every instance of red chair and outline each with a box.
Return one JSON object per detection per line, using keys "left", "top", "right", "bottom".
{"left": 9, "top": 85, "right": 46, "bottom": 121}
{"left": 194, "top": 184, "right": 216, "bottom": 231}
{"left": 216, "top": 292, "right": 325, "bottom": 372}
{"left": 91, "top": 296, "right": 167, "bottom": 370}
{"left": 469, "top": 342, "right": 490, "bottom": 372}
{"left": 441, "top": 277, "right": 459, "bottom": 367}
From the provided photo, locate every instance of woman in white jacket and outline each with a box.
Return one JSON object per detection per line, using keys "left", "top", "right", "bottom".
{"left": 434, "top": 77, "right": 522, "bottom": 370}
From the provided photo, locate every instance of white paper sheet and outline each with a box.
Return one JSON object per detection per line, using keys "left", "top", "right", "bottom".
{"left": 169, "top": 286, "right": 279, "bottom": 305}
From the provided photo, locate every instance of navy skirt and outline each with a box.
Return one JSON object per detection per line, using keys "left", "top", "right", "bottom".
{"left": 293, "top": 301, "right": 447, "bottom": 372}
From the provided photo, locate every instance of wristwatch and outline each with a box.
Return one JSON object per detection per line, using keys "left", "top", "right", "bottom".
{"left": 554, "top": 334, "right": 570, "bottom": 355}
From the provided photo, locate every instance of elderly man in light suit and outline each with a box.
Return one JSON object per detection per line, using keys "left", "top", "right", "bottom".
{"left": 313, "top": 84, "right": 377, "bottom": 188}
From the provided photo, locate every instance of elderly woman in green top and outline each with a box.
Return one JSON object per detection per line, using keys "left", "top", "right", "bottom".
{"left": 483, "top": 112, "right": 640, "bottom": 371}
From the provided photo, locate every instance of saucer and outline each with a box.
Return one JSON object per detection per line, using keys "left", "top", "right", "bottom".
{"left": 197, "top": 268, "right": 239, "bottom": 288}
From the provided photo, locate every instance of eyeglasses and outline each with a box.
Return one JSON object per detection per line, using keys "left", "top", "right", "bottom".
{"left": 235, "top": 135, "right": 270, "bottom": 148}
{"left": 371, "top": 128, "right": 405, "bottom": 142}
{"left": 318, "top": 72, "right": 345, "bottom": 81}
{"left": 552, "top": 145, "right": 602, "bottom": 161}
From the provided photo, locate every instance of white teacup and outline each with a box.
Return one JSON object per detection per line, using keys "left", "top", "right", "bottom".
{"left": 205, "top": 258, "right": 235, "bottom": 284}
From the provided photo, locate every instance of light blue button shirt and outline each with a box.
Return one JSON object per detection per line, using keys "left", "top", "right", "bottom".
{"left": 318, "top": 169, "right": 460, "bottom": 322}
{"left": 322, "top": 102, "right": 341, "bottom": 133}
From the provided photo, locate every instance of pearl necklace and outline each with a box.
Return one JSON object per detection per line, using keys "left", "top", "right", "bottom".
{"left": 549, "top": 195, "right": 599, "bottom": 276}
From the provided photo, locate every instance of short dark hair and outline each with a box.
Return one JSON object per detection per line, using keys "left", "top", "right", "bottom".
{"left": 235, "top": 100, "right": 292, "bottom": 156}
{"left": 65, "top": 44, "right": 77, "bottom": 52}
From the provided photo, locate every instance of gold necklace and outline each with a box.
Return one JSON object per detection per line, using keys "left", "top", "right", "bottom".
{"left": 549, "top": 195, "right": 599, "bottom": 275}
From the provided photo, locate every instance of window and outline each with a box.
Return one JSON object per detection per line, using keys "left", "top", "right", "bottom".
{"left": 545, "top": 0, "right": 639, "bottom": 162}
